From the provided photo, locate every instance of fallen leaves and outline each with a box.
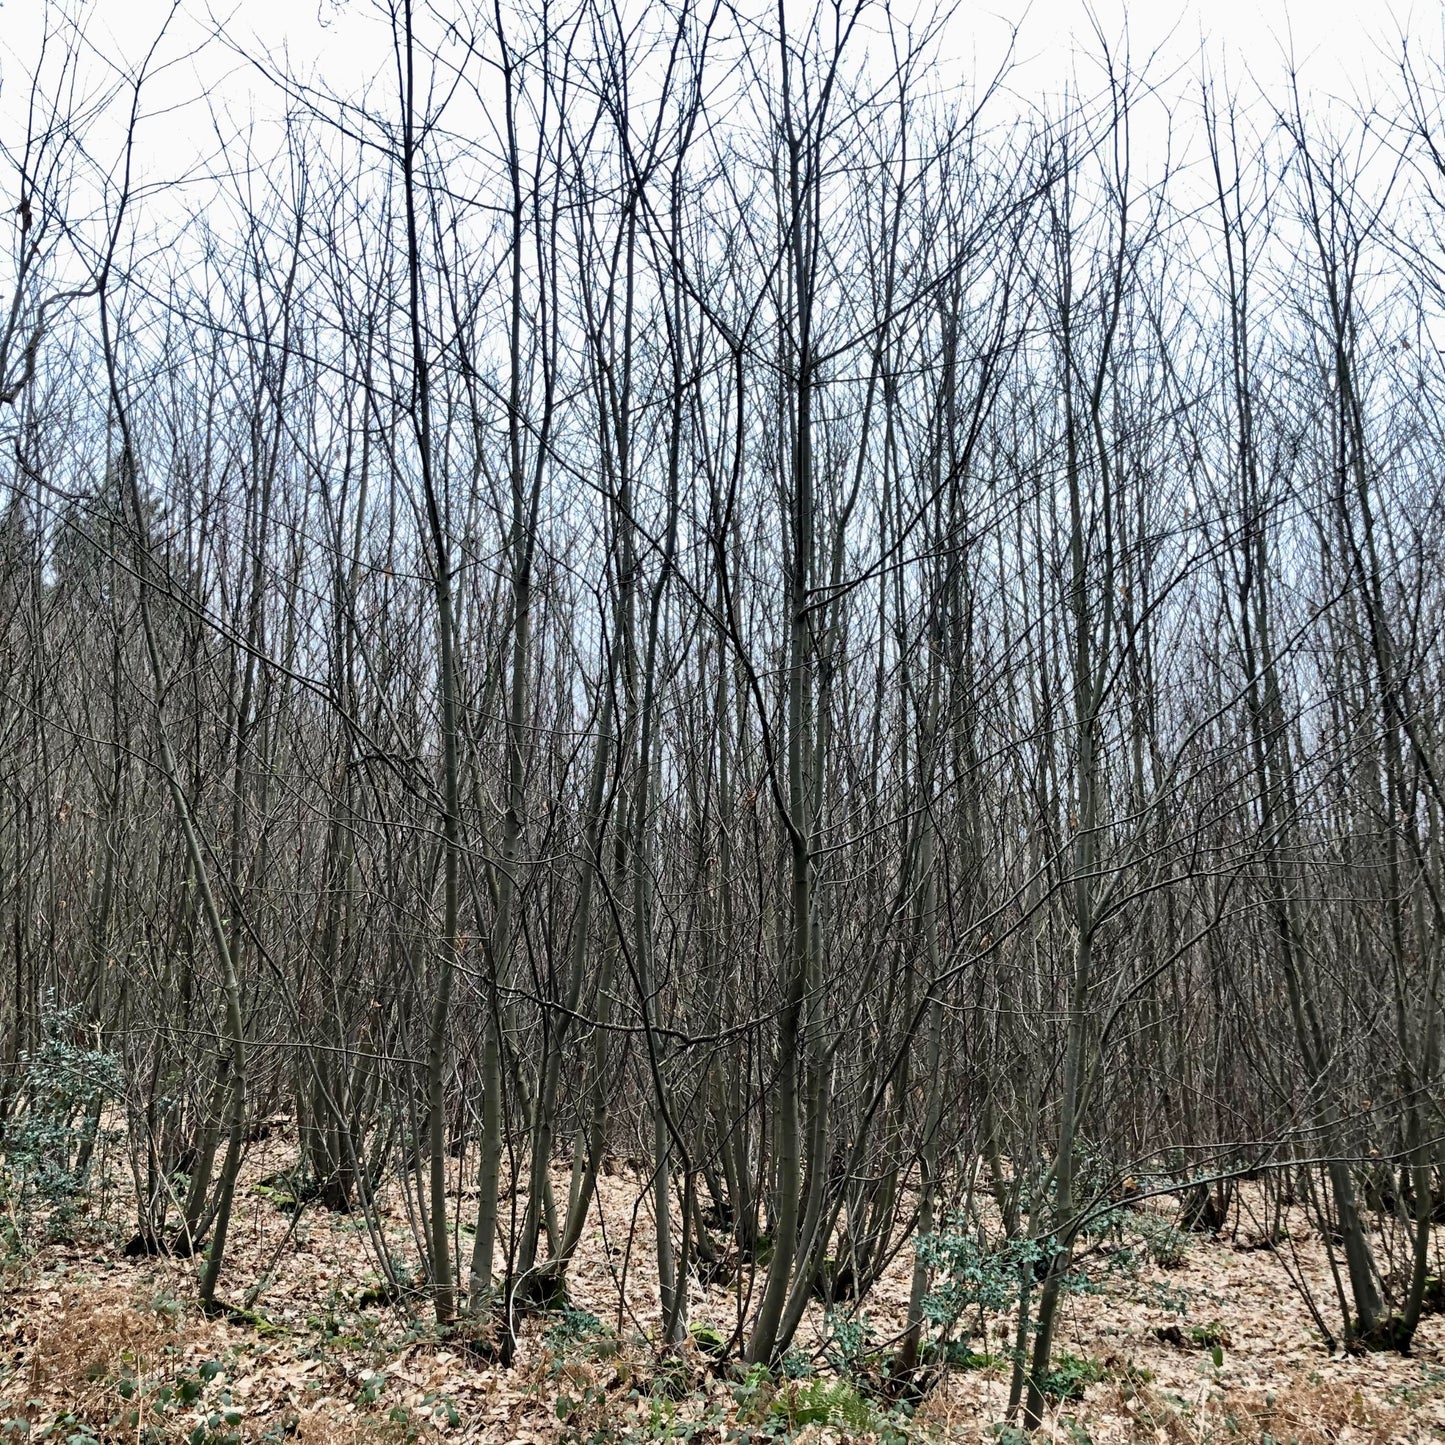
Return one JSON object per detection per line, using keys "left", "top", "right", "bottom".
{"left": 2, "top": 1140, "right": 1444, "bottom": 1443}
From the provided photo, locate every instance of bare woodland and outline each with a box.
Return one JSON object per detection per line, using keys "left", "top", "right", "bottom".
{"left": 5, "top": 0, "right": 1445, "bottom": 1436}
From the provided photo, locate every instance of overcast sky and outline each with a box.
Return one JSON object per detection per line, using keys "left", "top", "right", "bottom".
{"left": 0, "top": 0, "right": 1435, "bottom": 244}
{"left": 2, "top": 0, "right": 1429, "bottom": 130}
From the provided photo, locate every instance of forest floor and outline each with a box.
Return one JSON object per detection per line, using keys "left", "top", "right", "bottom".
{"left": 3, "top": 1126, "right": 1444, "bottom": 1443}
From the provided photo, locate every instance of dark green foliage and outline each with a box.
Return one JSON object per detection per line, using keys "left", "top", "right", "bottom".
{"left": 0, "top": 1002, "right": 122, "bottom": 1249}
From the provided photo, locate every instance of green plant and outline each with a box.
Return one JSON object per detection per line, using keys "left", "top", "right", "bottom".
{"left": 0, "top": 1001, "right": 123, "bottom": 1250}
{"left": 105, "top": 1357, "right": 240, "bottom": 1444}
{"left": 940, "top": 1341, "right": 1001, "bottom": 1369}
{"left": 915, "top": 1217, "right": 1060, "bottom": 1368}
{"left": 770, "top": 1377, "right": 876, "bottom": 1434}
{"left": 1076, "top": 1203, "right": 1128, "bottom": 1244}
{"left": 730, "top": 1361, "right": 775, "bottom": 1425}
{"left": 989, "top": 1424, "right": 1031, "bottom": 1445}
{"left": 917, "top": 1224, "right": 1043, "bottom": 1323}
{"left": 543, "top": 1304, "right": 605, "bottom": 1351}
{"left": 822, "top": 1310, "right": 875, "bottom": 1375}
{"left": 420, "top": 1391, "right": 460, "bottom": 1428}
{"left": 1141, "top": 1279, "right": 1193, "bottom": 1315}
{"left": 1392, "top": 1363, "right": 1445, "bottom": 1407}
{"left": 777, "top": 1347, "right": 812, "bottom": 1379}
{"left": 649, "top": 1356, "right": 694, "bottom": 1402}
{"left": 1041, "top": 1352, "right": 1105, "bottom": 1402}
{"left": 1189, "top": 1320, "right": 1230, "bottom": 1350}
{"left": 1135, "top": 1212, "right": 1188, "bottom": 1269}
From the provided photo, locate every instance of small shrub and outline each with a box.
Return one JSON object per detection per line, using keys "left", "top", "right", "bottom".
{"left": 1189, "top": 1320, "right": 1230, "bottom": 1350}
{"left": 731, "top": 1361, "right": 776, "bottom": 1425}
{"left": 915, "top": 1218, "right": 1053, "bottom": 1372}
{"left": 823, "top": 1309, "right": 875, "bottom": 1375}
{"left": 1135, "top": 1212, "right": 1188, "bottom": 1269}
{"left": 1042, "top": 1352, "right": 1106, "bottom": 1402}
{"left": 777, "top": 1347, "right": 813, "bottom": 1379}
{"left": 543, "top": 1303, "right": 605, "bottom": 1351}
{"left": 0, "top": 1002, "right": 123, "bottom": 1249}
{"left": 917, "top": 1224, "right": 1043, "bottom": 1324}
{"left": 990, "top": 1425, "right": 1031, "bottom": 1445}
{"left": 941, "top": 1341, "right": 1002, "bottom": 1369}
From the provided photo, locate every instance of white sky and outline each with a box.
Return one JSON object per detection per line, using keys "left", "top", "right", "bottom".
{"left": 2, "top": 0, "right": 1429, "bottom": 133}
{"left": 0, "top": 0, "right": 1435, "bottom": 246}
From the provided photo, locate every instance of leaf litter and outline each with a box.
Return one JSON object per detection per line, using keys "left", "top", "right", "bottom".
{"left": 2, "top": 1126, "right": 1443, "bottom": 1442}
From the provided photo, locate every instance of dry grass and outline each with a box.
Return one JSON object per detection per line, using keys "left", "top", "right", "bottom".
{"left": 27, "top": 1294, "right": 176, "bottom": 1384}
{"left": 1226, "top": 1377, "right": 1408, "bottom": 1444}
{"left": 7, "top": 1288, "right": 450, "bottom": 1443}
{"left": 1108, "top": 1375, "right": 1411, "bottom": 1445}
{"left": 22, "top": 1294, "right": 179, "bottom": 1431}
